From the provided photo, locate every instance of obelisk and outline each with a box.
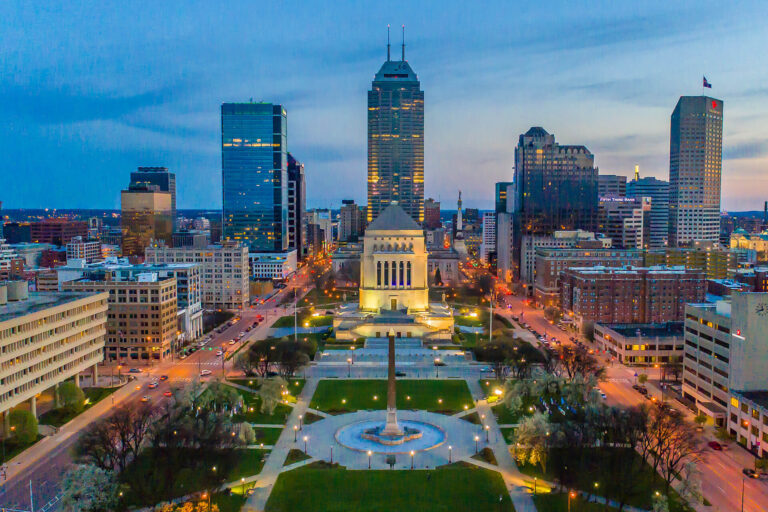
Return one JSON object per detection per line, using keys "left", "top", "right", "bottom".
{"left": 381, "top": 328, "right": 403, "bottom": 436}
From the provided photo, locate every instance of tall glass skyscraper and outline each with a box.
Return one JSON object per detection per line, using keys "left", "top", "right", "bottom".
{"left": 511, "top": 127, "right": 598, "bottom": 279}
{"left": 668, "top": 96, "right": 723, "bottom": 246}
{"left": 367, "top": 39, "right": 424, "bottom": 223}
{"left": 130, "top": 167, "right": 176, "bottom": 229}
{"left": 221, "top": 102, "right": 288, "bottom": 252}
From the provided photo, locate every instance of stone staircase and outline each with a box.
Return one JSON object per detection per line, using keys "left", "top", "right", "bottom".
{"left": 364, "top": 337, "right": 423, "bottom": 349}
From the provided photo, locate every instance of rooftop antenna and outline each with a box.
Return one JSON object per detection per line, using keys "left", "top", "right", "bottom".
{"left": 634, "top": 165, "right": 639, "bottom": 181}
{"left": 387, "top": 24, "right": 391, "bottom": 61}
{"left": 401, "top": 24, "right": 405, "bottom": 60}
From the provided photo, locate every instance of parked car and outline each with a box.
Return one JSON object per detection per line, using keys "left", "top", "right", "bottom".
{"left": 159, "top": 375, "right": 169, "bottom": 381}
{"left": 395, "top": 371, "right": 406, "bottom": 377}
{"left": 148, "top": 382, "right": 159, "bottom": 389}
{"left": 200, "top": 369, "right": 212, "bottom": 376}
{"left": 163, "top": 391, "right": 173, "bottom": 397}
{"left": 638, "top": 386, "right": 649, "bottom": 395}
{"left": 140, "top": 396, "right": 151, "bottom": 402}
{"left": 229, "top": 340, "right": 237, "bottom": 345}
{"left": 743, "top": 468, "right": 760, "bottom": 479}
{"left": 216, "top": 350, "right": 224, "bottom": 356}
{"left": 708, "top": 441, "right": 723, "bottom": 451}
{"left": 128, "top": 368, "right": 142, "bottom": 373}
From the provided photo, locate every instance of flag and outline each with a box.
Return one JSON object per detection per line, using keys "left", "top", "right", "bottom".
{"left": 703, "top": 76, "right": 712, "bottom": 88}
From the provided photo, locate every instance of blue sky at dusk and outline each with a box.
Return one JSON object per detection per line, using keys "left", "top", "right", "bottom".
{"left": 2, "top": 1, "right": 767, "bottom": 211}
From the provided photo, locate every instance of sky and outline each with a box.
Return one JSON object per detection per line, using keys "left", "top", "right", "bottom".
{"left": 2, "top": 1, "right": 767, "bottom": 211}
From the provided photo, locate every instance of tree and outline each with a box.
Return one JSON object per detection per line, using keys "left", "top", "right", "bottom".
{"left": 160, "top": 501, "right": 220, "bottom": 512}
{"left": 693, "top": 414, "right": 708, "bottom": 430}
{"left": 386, "top": 454, "right": 396, "bottom": 469}
{"left": 543, "top": 306, "right": 562, "bottom": 323}
{"left": 59, "top": 381, "right": 86, "bottom": 413}
{"left": 476, "top": 273, "right": 494, "bottom": 296}
{"left": 60, "top": 464, "right": 122, "bottom": 512}
{"left": 257, "top": 377, "right": 287, "bottom": 415}
{"left": 474, "top": 338, "right": 518, "bottom": 381}
{"left": 637, "top": 373, "right": 648, "bottom": 385}
{"left": 678, "top": 461, "right": 703, "bottom": 505}
{"left": 513, "top": 412, "right": 551, "bottom": 473}
{"left": 433, "top": 267, "right": 443, "bottom": 286}
{"left": 9, "top": 410, "right": 38, "bottom": 444}
{"left": 248, "top": 338, "right": 279, "bottom": 379}
{"left": 714, "top": 426, "right": 735, "bottom": 444}
{"left": 557, "top": 345, "right": 604, "bottom": 381}
{"left": 652, "top": 494, "right": 670, "bottom": 512}
{"left": 202, "top": 381, "right": 243, "bottom": 413}
{"left": 275, "top": 338, "right": 313, "bottom": 377}
{"left": 238, "top": 422, "right": 256, "bottom": 445}
{"left": 234, "top": 352, "right": 256, "bottom": 377}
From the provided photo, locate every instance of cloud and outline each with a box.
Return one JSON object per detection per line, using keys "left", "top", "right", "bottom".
{"left": 724, "top": 141, "right": 768, "bottom": 160}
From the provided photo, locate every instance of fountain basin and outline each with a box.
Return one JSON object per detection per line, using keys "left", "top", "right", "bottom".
{"left": 335, "top": 419, "right": 446, "bottom": 454}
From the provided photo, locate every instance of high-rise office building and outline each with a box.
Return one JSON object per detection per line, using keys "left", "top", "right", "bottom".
{"left": 510, "top": 127, "right": 598, "bottom": 279}
{"left": 130, "top": 167, "right": 176, "bottom": 229}
{"left": 120, "top": 183, "right": 173, "bottom": 258}
{"left": 339, "top": 199, "right": 365, "bottom": 242}
{"left": 480, "top": 212, "right": 496, "bottom": 263}
{"left": 367, "top": 34, "right": 424, "bottom": 223}
{"left": 221, "top": 102, "right": 288, "bottom": 252}
{"left": 287, "top": 153, "right": 306, "bottom": 259}
{"left": 495, "top": 182, "right": 513, "bottom": 213}
{"left": 597, "top": 175, "right": 627, "bottom": 198}
{"left": 669, "top": 96, "right": 723, "bottom": 246}
{"left": 423, "top": 198, "right": 441, "bottom": 229}
{"left": 627, "top": 175, "right": 669, "bottom": 248}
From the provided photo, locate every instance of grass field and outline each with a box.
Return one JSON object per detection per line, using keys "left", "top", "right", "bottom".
{"left": 231, "top": 388, "right": 294, "bottom": 424}
{"left": 212, "top": 492, "right": 248, "bottom": 512}
{"left": 38, "top": 386, "right": 120, "bottom": 427}
{"left": 229, "top": 378, "right": 305, "bottom": 396}
{"left": 265, "top": 463, "right": 514, "bottom": 512}
{"left": 309, "top": 379, "right": 474, "bottom": 415}
{"left": 252, "top": 427, "right": 283, "bottom": 445}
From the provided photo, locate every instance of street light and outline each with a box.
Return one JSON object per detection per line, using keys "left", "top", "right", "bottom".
{"left": 294, "top": 425, "right": 298, "bottom": 442}
{"left": 533, "top": 477, "right": 537, "bottom": 495}
{"left": 368, "top": 450, "right": 372, "bottom": 469}
{"left": 347, "top": 357, "right": 352, "bottom": 378}
{"left": 434, "top": 357, "right": 440, "bottom": 378}
{"left": 410, "top": 450, "right": 415, "bottom": 470}
{"left": 448, "top": 445, "right": 452, "bottom": 463}
{"left": 568, "top": 491, "right": 576, "bottom": 512}
{"left": 474, "top": 435, "right": 480, "bottom": 454}
{"left": 303, "top": 435, "right": 308, "bottom": 454}
{"left": 299, "top": 414, "right": 303, "bottom": 430}
{"left": 485, "top": 425, "right": 490, "bottom": 442}
{"left": 241, "top": 477, "right": 245, "bottom": 494}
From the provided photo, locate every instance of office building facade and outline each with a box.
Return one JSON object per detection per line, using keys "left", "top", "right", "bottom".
{"left": 30, "top": 219, "right": 88, "bottom": 246}
{"left": 367, "top": 43, "right": 424, "bottom": 223}
{"left": 130, "top": 167, "right": 176, "bottom": 229}
{"left": 286, "top": 153, "right": 306, "bottom": 259}
{"left": 221, "top": 102, "right": 288, "bottom": 252}
{"left": 669, "top": 96, "right": 723, "bottom": 246}
{"left": 597, "top": 174, "right": 627, "bottom": 198}
{"left": 423, "top": 198, "right": 441, "bottom": 230}
{"left": 339, "top": 200, "right": 365, "bottom": 242}
{"left": 627, "top": 176, "right": 669, "bottom": 248}
{"left": 480, "top": 212, "right": 496, "bottom": 263}
{"left": 495, "top": 182, "right": 513, "bottom": 213}
{"left": 120, "top": 184, "right": 173, "bottom": 258}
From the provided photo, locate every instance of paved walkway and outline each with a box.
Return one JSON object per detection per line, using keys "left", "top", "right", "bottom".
{"left": 242, "top": 378, "right": 319, "bottom": 512}
{"left": 466, "top": 379, "right": 537, "bottom": 512}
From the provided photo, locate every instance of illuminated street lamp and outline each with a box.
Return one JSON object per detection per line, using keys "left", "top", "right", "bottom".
{"left": 448, "top": 445, "right": 452, "bottom": 463}
{"left": 368, "top": 450, "right": 372, "bottom": 469}
{"left": 410, "top": 450, "right": 415, "bottom": 470}
{"left": 474, "top": 435, "right": 480, "bottom": 453}
{"left": 568, "top": 491, "right": 577, "bottom": 512}
{"left": 485, "top": 425, "right": 490, "bottom": 442}
{"left": 303, "top": 435, "right": 308, "bottom": 454}
{"left": 294, "top": 425, "right": 298, "bottom": 442}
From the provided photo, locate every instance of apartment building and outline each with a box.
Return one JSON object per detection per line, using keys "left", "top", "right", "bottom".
{"left": 0, "top": 284, "right": 107, "bottom": 421}
{"left": 145, "top": 241, "right": 249, "bottom": 310}
{"left": 63, "top": 273, "right": 178, "bottom": 361}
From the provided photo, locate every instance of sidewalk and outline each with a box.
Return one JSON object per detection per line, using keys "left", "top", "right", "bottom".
{"left": 466, "top": 379, "right": 537, "bottom": 512}
{"left": 242, "top": 378, "right": 319, "bottom": 512}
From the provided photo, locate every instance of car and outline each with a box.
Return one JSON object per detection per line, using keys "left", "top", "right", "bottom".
{"left": 638, "top": 386, "right": 649, "bottom": 395}
{"left": 179, "top": 354, "right": 187, "bottom": 360}
{"left": 200, "top": 369, "right": 212, "bottom": 376}
{"left": 395, "top": 371, "right": 406, "bottom": 377}
{"left": 743, "top": 468, "right": 759, "bottom": 479}
{"left": 148, "top": 382, "right": 159, "bottom": 389}
{"left": 708, "top": 441, "right": 723, "bottom": 451}
{"left": 128, "top": 368, "right": 142, "bottom": 373}
{"left": 599, "top": 391, "right": 607, "bottom": 400}
{"left": 163, "top": 391, "right": 173, "bottom": 397}
{"left": 216, "top": 350, "right": 224, "bottom": 356}
{"left": 159, "top": 375, "right": 169, "bottom": 381}
{"left": 229, "top": 340, "right": 237, "bottom": 345}
{"left": 632, "top": 384, "right": 640, "bottom": 391}
{"left": 239, "top": 331, "right": 246, "bottom": 337}
{"left": 140, "top": 396, "right": 151, "bottom": 402}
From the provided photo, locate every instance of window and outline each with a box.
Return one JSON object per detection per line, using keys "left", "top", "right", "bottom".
{"left": 407, "top": 262, "right": 412, "bottom": 287}
{"left": 384, "top": 262, "right": 389, "bottom": 287}
{"left": 377, "top": 261, "right": 381, "bottom": 286}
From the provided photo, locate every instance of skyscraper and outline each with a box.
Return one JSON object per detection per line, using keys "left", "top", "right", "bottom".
{"left": 221, "top": 102, "right": 288, "bottom": 252}
{"left": 120, "top": 183, "right": 173, "bottom": 258}
{"left": 627, "top": 175, "right": 669, "bottom": 248}
{"left": 668, "top": 96, "right": 723, "bottom": 246}
{"left": 597, "top": 175, "right": 627, "bottom": 198}
{"left": 367, "top": 29, "right": 424, "bottom": 223}
{"left": 495, "top": 182, "right": 513, "bottom": 213}
{"left": 130, "top": 167, "right": 176, "bottom": 229}
{"left": 287, "top": 153, "right": 305, "bottom": 260}
{"left": 339, "top": 199, "right": 365, "bottom": 242}
{"left": 511, "top": 127, "right": 598, "bottom": 279}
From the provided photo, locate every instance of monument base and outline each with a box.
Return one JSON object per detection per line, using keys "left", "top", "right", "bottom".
{"left": 361, "top": 423, "right": 423, "bottom": 446}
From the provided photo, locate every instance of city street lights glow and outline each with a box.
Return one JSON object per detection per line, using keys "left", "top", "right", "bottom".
{"left": 474, "top": 435, "right": 480, "bottom": 453}
{"left": 368, "top": 450, "right": 372, "bottom": 469}
{"left": 410, "top": 450, "right": 415, "bottom": 469}
{"left": 448, "top": 445, "right": 452, "bottom": 463}
{"left": 303, "top": 435, "right": 308, "bottom": 453}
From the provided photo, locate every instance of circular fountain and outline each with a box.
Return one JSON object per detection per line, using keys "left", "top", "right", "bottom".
{"left": 335, "top": 419, "right": 445, "bottom": 453}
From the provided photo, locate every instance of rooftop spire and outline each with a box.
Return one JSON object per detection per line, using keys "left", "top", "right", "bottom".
{"left": 401, "top": 24, "right": 406, "bottom": 60}
{"left": 387, "top": 24, "right": 390, "bottom": 61}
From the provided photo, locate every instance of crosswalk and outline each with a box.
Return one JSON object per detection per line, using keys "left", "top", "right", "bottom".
{"left": 604, "top": 377, "right": 631, "bottom": 383}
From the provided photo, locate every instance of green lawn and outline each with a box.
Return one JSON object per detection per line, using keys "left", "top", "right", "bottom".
{"left": 229, "top": 378, "right": 305, "bottom": 396}
{"left": 231, "top": 388, "right": 294, "bottom": 424}
{"left": 0, "top": 435, "right": 43, "bottom": 464}
{"left": 310, "top": 380, "right": 474, "bottom": 415}
{"left": 284, "top": 448, "right": 312, "bottom": 466}
{"left": 533, "top": 493, "right": 619, "bottom": 512}
{"left": 300, "top": 288, "right": 357, "bottom": 306}
{"left": 226, "top": 449, "right": 270, "bottom": 481}
{"left": 455, "top": 314, "right": 485, "bottom": 328}
{"left": 516, "top": 447, "right": 691, "bottom": 512}
{"left": 492, "top": 403, "right": 525, "bottom": 425}
{"left": 272, "top": 313, "right": 334, "bottom": 329}
{"left": 38, "top": 386, "right": 120, "bottom": 427}
{"left": 212, "top": 492, "right": 248, "bottom": 512}
{"left": 252, "top": 427, "right": 283, "bottom": 445}
{"left": 500, "top": 428, "right": 515, "bottom": 444}
{"left": 265, "top": 463, "right": 514, "bottom": 512}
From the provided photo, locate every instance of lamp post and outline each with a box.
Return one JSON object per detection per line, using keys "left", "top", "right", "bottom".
{"left": 533, "top": 477, "right": 537, "bottom": 495}
{"left": 299, "top": 414, "right": 303, "bottom": 430}
{"left": 448, "top": 445, "right": 452, "bottom": 463}
{"left": 368, "top": 450, "right": 372, "bottom": 469}
{"left": 485, "top": 425, "right": 490, "bottom": 443}
{"left": 241, "top": 477, "right": 245, "bottom": 495}
{"left": 303, "top": 435, "right": 308, "bottom": 454}
{"left": 474, "top": 435, "right": 480, "bottom": 454}
{"left": 568, "top": 491, "right": 576, "bottom": 512}
{"left": 294, "top": 425, "right": 298, "bottom": 442}
{"left": 330, "top": 446, "right": 333, "bottom": 463}
{"left": 347, "top": 357, "right": 352, "bottom": 378}
{"left": 434, "top": 357, "right": 440, "bottom": 378}
{"left": 410, "top": 450, "right": 415, "bottom": 470}
{"left": 593, "top": 482, "right": 599, "bottom": 502}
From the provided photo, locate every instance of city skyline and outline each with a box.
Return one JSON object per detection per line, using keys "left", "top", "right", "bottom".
{"left": 2, "top": 2, "right": 768, "bottom": 211}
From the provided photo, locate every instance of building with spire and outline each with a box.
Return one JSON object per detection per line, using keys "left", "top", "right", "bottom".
{"left": 367, "top": 26, "right": 424, "bottom": 224}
